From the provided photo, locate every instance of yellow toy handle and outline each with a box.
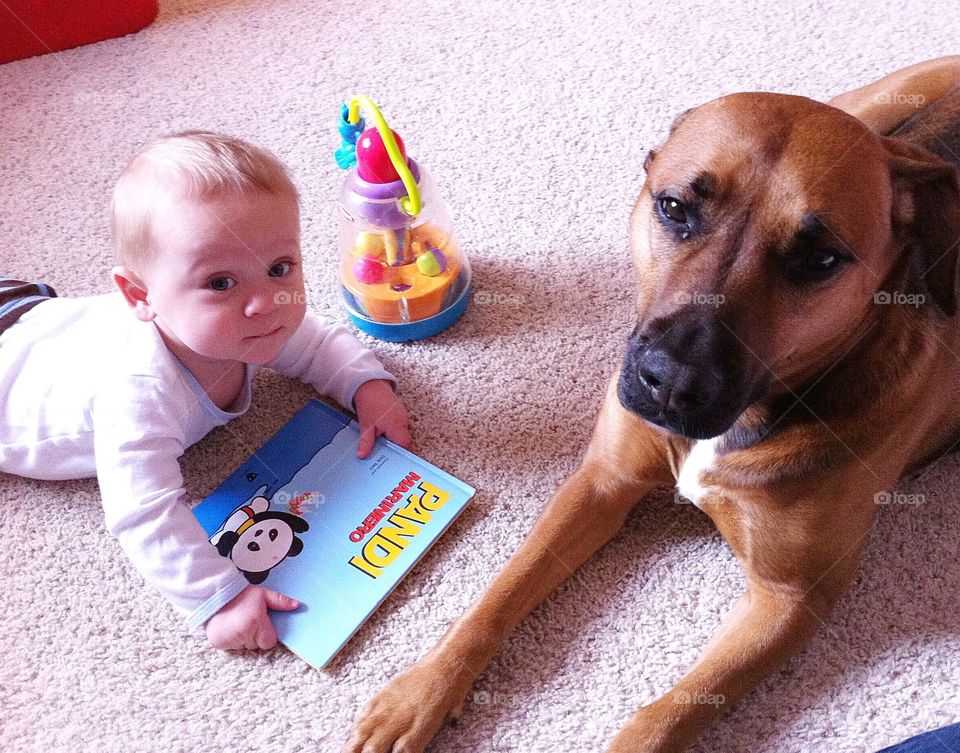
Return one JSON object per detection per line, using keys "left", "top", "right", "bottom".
{"left": 346, "top": 95, "right": 422, "bottom": 216}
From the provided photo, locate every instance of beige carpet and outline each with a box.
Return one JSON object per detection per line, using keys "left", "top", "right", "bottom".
{"left": 2, "top": 1, "right": 960, "bottom": 751}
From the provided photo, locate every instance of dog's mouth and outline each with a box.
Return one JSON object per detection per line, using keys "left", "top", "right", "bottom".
{"left": 616, "top": 376, "right": 750, "bottom": 439}
{"left": 616, "top": 325, "right": 770, "bottom": 440}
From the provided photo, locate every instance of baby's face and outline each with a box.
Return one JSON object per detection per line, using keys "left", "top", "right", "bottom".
{"left": 141, "top": 187, "right": 307, "bottom": 366}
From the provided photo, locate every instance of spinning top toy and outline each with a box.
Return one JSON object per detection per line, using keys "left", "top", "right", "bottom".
{"left": 335, "top": 95, "right": 471, "bottom": 341}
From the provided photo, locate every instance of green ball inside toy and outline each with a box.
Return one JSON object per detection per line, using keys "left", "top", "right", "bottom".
{"left": 416, "top": 250, "right": 442, "bottom": 277}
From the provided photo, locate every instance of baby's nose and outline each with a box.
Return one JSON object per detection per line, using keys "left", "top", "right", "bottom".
{"left": 244, "top": 290, "right": 273, "bottom": 316}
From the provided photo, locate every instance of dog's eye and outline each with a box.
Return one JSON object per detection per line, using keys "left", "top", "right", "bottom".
{"left": 660, "top": 196, "right": 687, "bottom": 225}
{"left": 658, "top": 196, "right": 688, "bottom": 225}
{"left": 813, "top": 250, "right": 839, "bottom": 268}
{"left": 782, "top": 248, "right": 851, "bottom": 284}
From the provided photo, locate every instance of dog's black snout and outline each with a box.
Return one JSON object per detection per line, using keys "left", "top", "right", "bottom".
{"left": 620, "top": 309, "right": 769, "bottom": 439}
{"left": 637, "top": 347, "right": 719, "bottom": 413}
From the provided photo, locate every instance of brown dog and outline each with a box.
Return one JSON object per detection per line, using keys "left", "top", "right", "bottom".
{"left": 344, "top": 57, "right": 960, "bottom": 753}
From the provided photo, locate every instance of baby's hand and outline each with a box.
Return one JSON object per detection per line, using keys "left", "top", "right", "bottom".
{"left": 205, "top": 585, "right": 299, "bottom": 651}
{"left": 353, "top": 379, "right": 412, "bottom": 459}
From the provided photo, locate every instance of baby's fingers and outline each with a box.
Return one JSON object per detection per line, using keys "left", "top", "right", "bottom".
{"left": 386, "top": 422, "right": 413, "bottom": 450}
{"left": 356, "top": 423, "right": 377, "bottom": 458}
{"left": 254, "top": 616, "right": 279, "bottom": 650}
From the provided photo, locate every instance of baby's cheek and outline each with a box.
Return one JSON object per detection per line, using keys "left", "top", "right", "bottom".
{"left": 211, "top": 311, "right": 244, "bottom": 341}
{"left": 286, "top": 298, "right": 307, "bottom": 328}
{"left": 192, "top": 314, "right": 241, "bottom": 357}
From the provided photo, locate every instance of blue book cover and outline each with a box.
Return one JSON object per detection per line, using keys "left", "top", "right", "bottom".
{"left": 193, "top": 399, "right": 475, "bottom": 668}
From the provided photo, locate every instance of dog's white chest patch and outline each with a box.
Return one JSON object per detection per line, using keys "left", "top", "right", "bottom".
{"left": 676, "top": 437, "right": 719, "bottom": 507}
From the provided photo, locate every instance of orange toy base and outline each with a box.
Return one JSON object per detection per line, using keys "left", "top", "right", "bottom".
{"left": 341, "top": 250, "right": 462, "bottom": 324}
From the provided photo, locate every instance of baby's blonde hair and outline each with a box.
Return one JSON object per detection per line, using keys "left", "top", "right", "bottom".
{"left": 111, "top": 131, "right": 299, "bottom": 268}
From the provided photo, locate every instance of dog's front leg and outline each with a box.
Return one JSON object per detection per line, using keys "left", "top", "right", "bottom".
{"left": 605, "top": 499, "right": 873, "bottom": 753}
{"left": 604, "top": 583, "right": 824, "bottom": 753}
{"left": 343, "top": 378, "right": 675, "bottom": 753}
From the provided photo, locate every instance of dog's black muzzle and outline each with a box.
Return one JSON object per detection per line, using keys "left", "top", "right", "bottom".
{"left": 617, "top": 307, "right": 768, "bottom": 439}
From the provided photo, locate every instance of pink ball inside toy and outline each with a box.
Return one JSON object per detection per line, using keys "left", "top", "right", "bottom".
{"left": 354, "top": 256, "right": 384, "bottom": 284}
{"left": 356, "top": 127, "right": 406, "bottom": 184}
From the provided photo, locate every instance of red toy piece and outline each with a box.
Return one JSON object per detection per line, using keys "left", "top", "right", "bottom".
{"left": 356, "top": 127, "right": 406, "bottom": 183}
{"left": 0, "top": 1, "right": 158, "bottom": 64}
{"left": 353, "top": 256, "right": 385, "bottom": 285}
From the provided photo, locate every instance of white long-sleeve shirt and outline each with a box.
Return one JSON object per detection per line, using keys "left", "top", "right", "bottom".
{"left": 0, "top": 292, "right": 396, "bottom": 628}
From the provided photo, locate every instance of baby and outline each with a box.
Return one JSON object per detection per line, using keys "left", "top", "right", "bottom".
{"left": 0, "top": 131, "right": 411, "bottom": 651}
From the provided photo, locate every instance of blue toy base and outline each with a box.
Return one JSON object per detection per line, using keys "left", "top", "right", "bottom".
{"left": 344, "top": 282, "right": 471, "bottom": 342}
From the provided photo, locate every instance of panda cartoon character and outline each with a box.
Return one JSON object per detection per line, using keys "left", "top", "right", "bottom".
{"left": 209, "top": 490, "right": 309, "bottom": 584}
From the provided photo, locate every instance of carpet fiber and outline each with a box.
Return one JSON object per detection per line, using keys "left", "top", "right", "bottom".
{"left": 2, "top": 1, "right": 959, "bottom": 751}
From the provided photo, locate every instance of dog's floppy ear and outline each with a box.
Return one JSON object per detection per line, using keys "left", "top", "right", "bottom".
{"left": 882, "top": 136, "right": 960, "bottom": 316}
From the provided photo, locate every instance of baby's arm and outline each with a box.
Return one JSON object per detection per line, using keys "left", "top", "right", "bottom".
{"left": 266, "top": 313, "right": 411, "bottom": 456}
{"left": 92, "top": 378, "right": 296, "bottom": 648}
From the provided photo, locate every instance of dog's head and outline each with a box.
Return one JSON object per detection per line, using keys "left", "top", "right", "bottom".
{"left": 618, "top": 92, "right": 960, "bottom": 439}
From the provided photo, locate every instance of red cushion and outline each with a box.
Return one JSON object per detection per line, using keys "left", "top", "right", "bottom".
{"left": 0, "top": 1, "right": 158, "bottom": 64}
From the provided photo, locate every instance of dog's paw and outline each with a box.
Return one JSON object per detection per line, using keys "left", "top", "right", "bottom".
{"left": 342, "top": 659, "right": 469, "bottom": 753}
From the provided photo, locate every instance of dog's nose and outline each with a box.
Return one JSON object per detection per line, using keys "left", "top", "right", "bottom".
{"left": 620, "top": 309, "right": 770, "bottom": 438}
{"left": 637, "top": 348, "right": 720, "bottom": 413}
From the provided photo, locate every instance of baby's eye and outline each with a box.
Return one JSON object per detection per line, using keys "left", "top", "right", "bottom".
{"left": 208, "top": 276, "right": 236, "bottom": 292}
{"left": 269, "top": 261, "right": 292, "bottom": 278}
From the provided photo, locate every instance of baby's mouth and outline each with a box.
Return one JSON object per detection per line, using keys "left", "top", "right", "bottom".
{"left": 246, "top": 326, "right": 282, "bottom": 340}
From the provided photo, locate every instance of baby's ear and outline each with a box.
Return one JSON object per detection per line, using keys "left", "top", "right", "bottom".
{"left": 112, "top": 266, "right": 155, "bottom": 322}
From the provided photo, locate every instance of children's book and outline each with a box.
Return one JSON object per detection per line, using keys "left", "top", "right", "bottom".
{"left": 192, "top": 399, "right": 475, "bottom": 669}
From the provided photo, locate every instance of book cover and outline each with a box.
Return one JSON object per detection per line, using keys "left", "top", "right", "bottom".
{"left": 192, "top": 399, "right": 475, "bottom": 668}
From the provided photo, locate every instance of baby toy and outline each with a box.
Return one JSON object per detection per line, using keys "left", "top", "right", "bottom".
{"left": 335, "top": 95, "right": 471, "bottom": 341}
